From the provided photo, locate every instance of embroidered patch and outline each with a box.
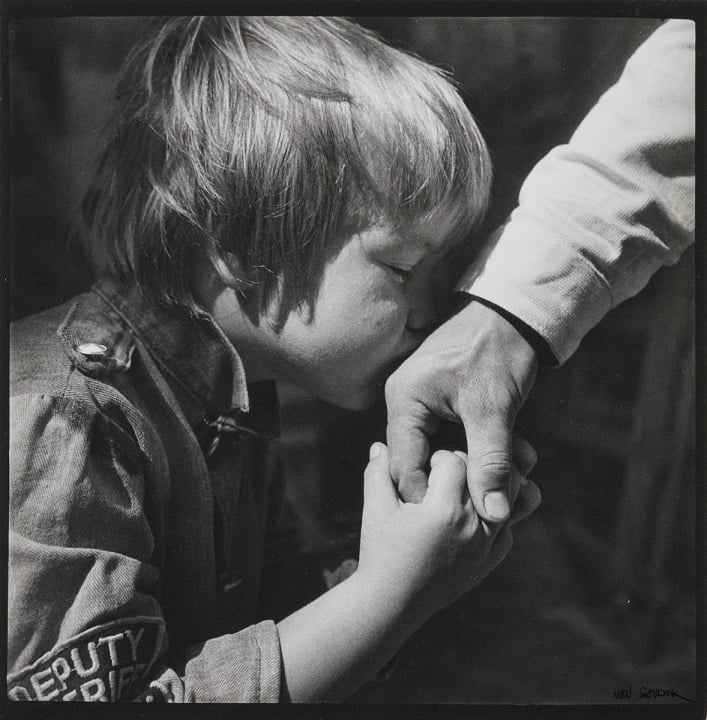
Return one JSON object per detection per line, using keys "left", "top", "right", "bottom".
{"left": 8, "top": 617, "right": 165, "bottom": 702}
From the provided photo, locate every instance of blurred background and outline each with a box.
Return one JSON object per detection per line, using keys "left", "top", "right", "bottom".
{"left": 9, "top": 16, "right": 696, "bottom": 704}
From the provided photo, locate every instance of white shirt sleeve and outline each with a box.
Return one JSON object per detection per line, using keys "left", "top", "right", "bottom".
{"left": 459, "top": 19, "right": 695, "bottom": 363}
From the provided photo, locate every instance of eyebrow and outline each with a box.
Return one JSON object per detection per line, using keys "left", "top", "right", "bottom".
{"left": 364, "top": 219, "right": 463, "bottom": 261}
{"left": 417, "top": 231, "right": 467, "bottom": 260}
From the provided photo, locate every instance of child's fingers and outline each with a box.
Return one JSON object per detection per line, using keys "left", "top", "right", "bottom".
{"left": 508, "top": 478, "right": 542, "bottom": 527}
{"left": 425, "top": 450, "right": 468, "bottom": 507}
{"left": 512, "top": 436, "right": 537, "bottom": 477}
{"left": 363, "top": 442, "right": 400, "bottom": 520}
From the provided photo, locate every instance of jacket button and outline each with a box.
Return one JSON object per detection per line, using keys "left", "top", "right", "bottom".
{"left": 76, "top": 342, "right": 108, "bottom": 357}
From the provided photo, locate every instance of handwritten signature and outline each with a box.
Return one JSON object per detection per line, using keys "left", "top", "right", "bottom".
{"left": 614, "top": 685, "right": 693, "bottom": 702}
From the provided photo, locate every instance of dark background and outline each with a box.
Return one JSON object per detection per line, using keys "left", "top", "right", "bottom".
{"left": 8, "top": 17, "right": 696, "bottom": 704}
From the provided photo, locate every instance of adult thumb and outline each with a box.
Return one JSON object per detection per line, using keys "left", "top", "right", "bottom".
{"left": 386, "top": 407, "right": 437, "bottom": 503}
{"left": 464, "top": 413, "right": 514, "bottom": 523}
{"left": 384, "top": 362, "right": 443, "bottom": 503}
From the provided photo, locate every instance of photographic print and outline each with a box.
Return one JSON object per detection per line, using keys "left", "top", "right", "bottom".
{"left": 4, "top": 5, "right": 699, "bottom": 714}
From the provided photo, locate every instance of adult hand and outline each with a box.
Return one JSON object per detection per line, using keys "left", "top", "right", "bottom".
{"left": 385, "top": 298, "right": 539, "bottom": 522}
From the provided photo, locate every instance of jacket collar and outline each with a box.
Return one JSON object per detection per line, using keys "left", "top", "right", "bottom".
{"left": 91, "top": 276, "right": 279, "bottom": 437}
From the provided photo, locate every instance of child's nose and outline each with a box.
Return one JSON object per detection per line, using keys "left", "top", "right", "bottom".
{"left": 406, "top": 293, "right": 438, "bottom": 335}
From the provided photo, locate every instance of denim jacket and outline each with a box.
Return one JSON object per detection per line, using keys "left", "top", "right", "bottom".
{"left": 9, "top": 277, "right": 285, "bottom": 702}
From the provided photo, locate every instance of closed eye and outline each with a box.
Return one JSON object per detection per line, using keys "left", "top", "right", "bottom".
{"left": 383, "top": 263, "right": 412, "bottom": 280}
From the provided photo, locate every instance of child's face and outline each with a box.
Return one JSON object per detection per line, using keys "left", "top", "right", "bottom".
{"left": 264, "top": 206, "right": 466, "bottom": 410}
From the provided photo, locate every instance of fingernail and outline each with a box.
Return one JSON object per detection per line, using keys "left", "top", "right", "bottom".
{"left": 369, "top": 443, "right": 381, "bottom": 460}
{"left": 484, "top": 491, "right": 510, "bottom": 520}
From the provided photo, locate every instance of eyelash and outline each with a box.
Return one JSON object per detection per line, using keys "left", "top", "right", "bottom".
{"left": 384, "top": 263, "right": 412, "bottom": 280}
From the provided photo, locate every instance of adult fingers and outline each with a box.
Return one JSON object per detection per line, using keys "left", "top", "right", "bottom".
{"left": 512, "top": 436, "right": 538, "bottom": 477}
{"left": 481, "top": 525, "right": 515, "bottom": 582}
{"left": 508, "top": 478, "right": 542, "bottom": 527}
{"left": 362, "top": 443, "right": 399, "bottom": 522}
{"left": 507, "top": 464, "right": 522, "bottom": 509}
{"left": 385, "top": 377, "right": 440, "bottom": 504}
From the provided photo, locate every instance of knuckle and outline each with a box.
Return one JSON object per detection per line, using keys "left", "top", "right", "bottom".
{"left": 476, "top": 450, "right": 513, "bottom": 482}
{"left": 459, "top": 383, "right": 512, "bottom": 418}
{"left": 385, "top": 362, "right": 436, "bottom": 408}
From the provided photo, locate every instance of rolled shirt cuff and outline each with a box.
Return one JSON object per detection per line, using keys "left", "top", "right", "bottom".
{"left": 457, "top": 224, "right": 612, "bottom": 364}
{"left": 182, "top": 620, "right": 282, "bottom": 702}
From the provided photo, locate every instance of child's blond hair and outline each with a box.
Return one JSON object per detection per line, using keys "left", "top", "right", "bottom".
{"left": 83, "top": 16, "right": 492, "bottom": 313}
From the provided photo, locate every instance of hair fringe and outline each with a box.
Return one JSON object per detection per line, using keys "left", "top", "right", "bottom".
{"left": 82, "top": 16, "right": 492, "bottom": 313}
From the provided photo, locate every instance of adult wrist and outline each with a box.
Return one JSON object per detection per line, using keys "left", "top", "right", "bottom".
{"left": 465, "top": 294, "right": 556, "bottom": 366}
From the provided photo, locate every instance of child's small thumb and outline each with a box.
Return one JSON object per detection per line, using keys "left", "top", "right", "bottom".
{"left": 369, "top": 442, "right": 383, "bottom": 460}
{"left": 363, "top": 443, "right": 398, "bottom": 516}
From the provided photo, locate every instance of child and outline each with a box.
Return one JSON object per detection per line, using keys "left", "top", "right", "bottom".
{"left": 8, "top": 16, "right": 540, "bottom": 703}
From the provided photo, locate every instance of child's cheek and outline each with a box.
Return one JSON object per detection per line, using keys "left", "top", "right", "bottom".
{"left": 356, "top": 279, "right": 400, "bottom": 320}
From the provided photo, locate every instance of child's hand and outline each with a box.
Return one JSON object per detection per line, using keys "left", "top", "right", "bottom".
{"left": 278, "top": 443, "right": 539, "bottom": 701}
{"left": 357, "top": 443, "right": 540, "bottom": 620}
